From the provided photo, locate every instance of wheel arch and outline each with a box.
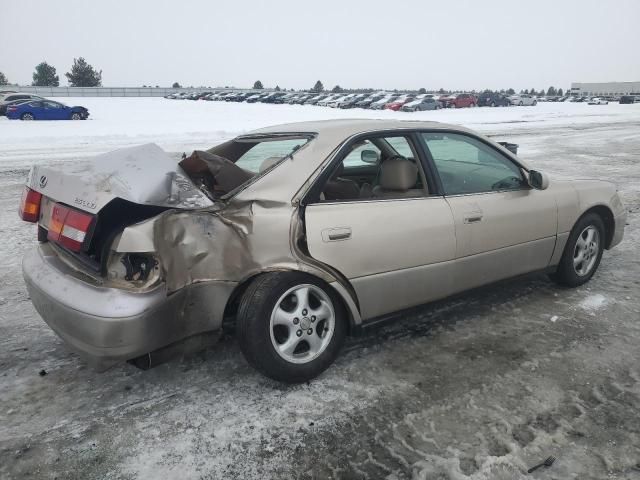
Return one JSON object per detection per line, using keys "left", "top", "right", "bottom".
{"left": 581, "top": 205, "right": 615, "bottom": 249}
{"left": 223, "top": 268, "right": 361, "bottom": 335}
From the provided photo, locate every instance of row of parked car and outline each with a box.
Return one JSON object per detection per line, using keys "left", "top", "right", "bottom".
{"left": 0, "top": 91, "right": 89, "bottom": 120}
{"left": 167, "top": 89, "right": 640, "bottom": 109}
{"left": 166, "top": 90, "right": 543, "bottom": 111}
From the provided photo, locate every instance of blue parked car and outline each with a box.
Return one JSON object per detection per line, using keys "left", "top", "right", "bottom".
{"left": 6, "top": 100, "right": 89, "bottom": 121}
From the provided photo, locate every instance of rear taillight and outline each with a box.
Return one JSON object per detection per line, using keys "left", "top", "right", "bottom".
{"left": 7, "top": 106, "right": 17, "bottom": 112}
{"left": 19, "top": 187, "right": 42, "bottom": 222}
{"left": 47, "top": 204, "right": 94, "bottom": 252}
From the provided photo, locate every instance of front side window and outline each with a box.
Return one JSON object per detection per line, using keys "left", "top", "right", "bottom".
{"left": 422, "top": 132, "right": 526, "bottom": 195}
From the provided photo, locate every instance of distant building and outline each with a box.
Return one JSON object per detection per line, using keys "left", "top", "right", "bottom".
{"left": 570, "top": 81, "right": 640, "bottom": 96}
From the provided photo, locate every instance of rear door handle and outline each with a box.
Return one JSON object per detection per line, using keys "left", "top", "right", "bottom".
{"left": 463, "top": 215, "right": 483, "bottom": 224}
{"left": 322, "top": 227, "right": 352, "bottom": 242}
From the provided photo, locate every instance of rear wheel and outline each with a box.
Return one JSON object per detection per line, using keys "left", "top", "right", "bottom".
{"left": 70, "top": 112, "right": 82, "bottom": 120}
{"left": 490, "top": 101, "right": 496, "bottom": 107}
{"left": 469, "top": 102, "right": 476, "bottom": 108}
{"left": 551, "top": 213, "right": 605, "bottom": 287}
{"left": 519, "top": 101, "right": 524, "bottom": 106}
{"left": 21, "top": 113, "right": 35, "bottom": 121}
{"left": 237, "top": 272, "right": 347, "bottom": 383}
{"left": 533, "top": 100, "right": 538, "bottom": 106}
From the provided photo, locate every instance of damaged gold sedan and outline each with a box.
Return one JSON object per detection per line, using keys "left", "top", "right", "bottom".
{"left": 20, "top": 120, "right": 625, "bottom": 382}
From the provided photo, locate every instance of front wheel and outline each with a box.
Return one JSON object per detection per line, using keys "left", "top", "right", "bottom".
{"left": 70, "top": 112, "right": 82, "bottom": 120}
{"left": 551, "top": 213, "right": 605, "bottom": 287}
{"left": 533, "top": 100, "right": 537, "bottom": 106}
{"left": 237, "top": 272, "right": 347, "bottom": 383}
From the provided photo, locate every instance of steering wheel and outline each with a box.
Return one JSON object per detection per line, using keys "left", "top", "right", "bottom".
{"left": 491, "top": 176, "right": 523, "bottom": 190}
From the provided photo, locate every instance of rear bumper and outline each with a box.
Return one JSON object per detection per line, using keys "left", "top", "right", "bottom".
{"left": 22, "top": 244, "right": 236, "bottom": 369}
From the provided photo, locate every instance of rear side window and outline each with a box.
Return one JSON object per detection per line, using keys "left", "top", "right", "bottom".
{"left": 422, "top": 132, "right": 526, "bottom": 195}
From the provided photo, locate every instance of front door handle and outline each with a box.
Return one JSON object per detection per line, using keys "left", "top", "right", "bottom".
{"left": 322, "top": 227, "right": 352, "bottom": 242}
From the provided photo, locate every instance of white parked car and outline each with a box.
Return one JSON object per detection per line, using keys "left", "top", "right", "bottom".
{"left": 317, "top": 95, "right": 341, "bottom": 107}
{"left": 588, "top": 97, "right": 609, "bottom": 105}
{"left": 509, "top": 94, "right": 537, "bottom": 106}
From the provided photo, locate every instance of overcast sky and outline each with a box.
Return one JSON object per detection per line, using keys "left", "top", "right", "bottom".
{"left": 2, "top": 0, "right": 639, "bottom": 91}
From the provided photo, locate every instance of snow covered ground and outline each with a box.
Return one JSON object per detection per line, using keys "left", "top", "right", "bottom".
{"left": 1, "top": 97, "right": 639, "bottom": 169}
{"left": 1, "top": 100, "right": 639, "bottom": 479}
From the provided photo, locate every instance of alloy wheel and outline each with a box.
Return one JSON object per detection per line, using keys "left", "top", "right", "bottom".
{"left": 269, "top": 284, "right": 335, "bottom": 364}
{"left": 573, "top": 226, "right": 600, "bottom": 276}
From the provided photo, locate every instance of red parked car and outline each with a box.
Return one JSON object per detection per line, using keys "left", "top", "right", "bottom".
{"left": 441, "top": 93, "right": 477, "bottom": 108}
{"left": 384, "top": 96, "right": 414, "bottom": 111}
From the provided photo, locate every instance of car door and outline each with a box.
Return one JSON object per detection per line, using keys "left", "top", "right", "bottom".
{"left": 420, "top": 131, "right": 557, "bottom": 292}
{"left": 304, "top": 133, "right": 457, "bottom": 320}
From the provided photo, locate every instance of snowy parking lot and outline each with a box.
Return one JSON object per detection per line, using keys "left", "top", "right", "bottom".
{"left": 1, "top": 99, "right": 640, "bottom": 479}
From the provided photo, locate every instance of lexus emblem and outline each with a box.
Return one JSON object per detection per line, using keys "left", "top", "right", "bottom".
{"left": 39, "top": 175, "right": 48, "bottom": 188}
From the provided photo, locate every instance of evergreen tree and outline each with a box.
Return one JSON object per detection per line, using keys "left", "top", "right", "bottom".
{"left": 65, "top": 57, "right": 102, "bottom": 87}
{"left": 312, "top": 80, "right": 324, "bottom": 92}
{"left": 32, "top": 62, "right": 59, "bottom": 86}
{"left": 558, "top": 88, "right": 564, "bottom": 96}
{"left": 253, "top": 80, "right": 264, "bottom": 89}
{"left": 546, "top": 86, "right": 556, "bottom": 96}
{"left": 172, "top": 82, "right": 181, "bottom": 88}
{"left": 332, "top": 85, "right": 342, "bottom": 93}
{"left": 0, "top": 71, "right": 8, "bottom": 85}
{"left": 275, "top": 85, "right": 281, "bottom": 91}
{"left": 506, "top": 88, "right": 515, "bottom": 95}
{"left": 418, "top": 87, "right": 427, "bottom": 94}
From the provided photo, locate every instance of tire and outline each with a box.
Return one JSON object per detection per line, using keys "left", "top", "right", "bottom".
{"left": 519, "top": 101, "right": 524, "bottom": 106}
{"left": 551, "top": 213, "right": 605, "bottom": 287}
{"left": 533, "top": 100, "right": 537, "bottom": 106}
{"left": 21, "top": 113, "right": 35, "bottom": 121}
{"left": 469, "top": 103, "right": 476, "bottom": 108}
{"left": 490, "top": 102, "right": 496, "bottom": 107}
{"left": 70, "top": 112, "right": 82, "bottom": 120}
{"left": 236, "top": 272, "right": 347, "bottom": 383}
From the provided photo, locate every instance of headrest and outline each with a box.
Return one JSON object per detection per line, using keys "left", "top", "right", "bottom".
{"left": 259, "top": 156, "right": 283, "bottom": 173}
{"left": 379, "top": 157, "right": 417, "bottom": 191}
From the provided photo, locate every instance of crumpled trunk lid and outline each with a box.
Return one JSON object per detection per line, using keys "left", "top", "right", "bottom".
{"left": 27, "top": 143, "right": 214, "bottom": 214}
{"left": 26, "top": 143, "right": 215, "bottom": 273}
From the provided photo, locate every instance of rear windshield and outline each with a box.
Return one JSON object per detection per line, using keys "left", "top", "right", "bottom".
{"left": 235, "top": 137, "right": 310, "bottom": 173}
{"left": 179, "top": 134, "right": 314, "bottom": 200}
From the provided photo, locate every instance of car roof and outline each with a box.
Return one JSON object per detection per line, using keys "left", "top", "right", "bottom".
{"left": 245, "top": 118, "right": 469, "bottom": 139}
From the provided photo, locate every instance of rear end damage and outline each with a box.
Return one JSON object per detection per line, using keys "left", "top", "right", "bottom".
{"left": 19, "top": 144, "right": 243, "bottom": 369}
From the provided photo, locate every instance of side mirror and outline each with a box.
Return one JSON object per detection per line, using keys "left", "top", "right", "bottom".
{"left": 528, "top": 170, "right": 549, "bottom": 190}
{"left": 361, "top": 149, "right": 379, "bottom": 164}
